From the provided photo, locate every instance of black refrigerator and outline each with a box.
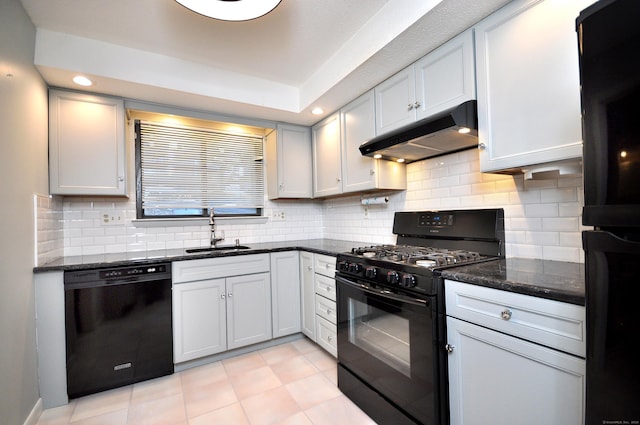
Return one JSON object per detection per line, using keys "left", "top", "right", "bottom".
{"left": 577, "top": 1, "right": 640, "bottom": 423}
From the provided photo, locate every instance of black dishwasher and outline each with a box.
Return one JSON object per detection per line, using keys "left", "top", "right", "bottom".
{"left": 64, "top": 262, "right": 173, "bottom": 398}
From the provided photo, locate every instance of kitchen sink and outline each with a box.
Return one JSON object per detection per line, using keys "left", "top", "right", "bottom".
{"left": 185, "top": 245, "right": 251, "bottom": 253}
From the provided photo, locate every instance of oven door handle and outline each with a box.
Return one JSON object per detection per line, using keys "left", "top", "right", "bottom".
{"left": 335, "top": 275, "right": 430, "bottom": 307}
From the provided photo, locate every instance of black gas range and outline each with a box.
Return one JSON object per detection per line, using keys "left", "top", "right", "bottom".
{"left": 336, "top": 209, "right": 504, "bottom": 425}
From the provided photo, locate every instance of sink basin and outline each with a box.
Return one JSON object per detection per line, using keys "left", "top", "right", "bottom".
{"left": 186, "top": 245, "right": 251, "bottom": 253}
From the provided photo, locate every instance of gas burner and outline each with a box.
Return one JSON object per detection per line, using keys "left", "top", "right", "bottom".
{"left": 350, "top": 244, "right": 482, "bottom": 267}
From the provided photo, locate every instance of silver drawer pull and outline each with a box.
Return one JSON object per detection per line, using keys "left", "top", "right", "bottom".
{"left": 327, "top": 308, "right": 332, "bottom": 315}
{"left": 327, "top": 336, "right": 333, "bottom": 342}
{"left": 501, "top": 309, "right": 512, "bottom": 320}
{"left": 445, "top": 343, "right": 455, "bottom": 353}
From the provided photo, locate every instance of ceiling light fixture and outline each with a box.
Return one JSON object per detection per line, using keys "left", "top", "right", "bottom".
{"left": 72, "top": 75, "right": 93, "bottom": 86}
{"left": 311, "top": 107, "right": 324, "bottom": 115}
{"left": 175, "top": 0, "right": 282, "bottom": 21}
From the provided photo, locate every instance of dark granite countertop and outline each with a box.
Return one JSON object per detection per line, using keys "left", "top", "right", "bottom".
{"left": 33, "top": 239, "right": 360, "bottom": 272}
{"left": 440, "top": 257, "right": 585, "bottom": 305}
{"left": 35, "top": 242, "right": 585, "bottom": 306}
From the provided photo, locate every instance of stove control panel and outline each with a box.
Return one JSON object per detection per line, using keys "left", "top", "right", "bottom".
{"left": 418, "top": 212, "right": 454, "bottom": 227}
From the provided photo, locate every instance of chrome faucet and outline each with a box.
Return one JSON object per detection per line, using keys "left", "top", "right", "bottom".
{"left": 209, "top": 208, "right": 225, "bottom": 247}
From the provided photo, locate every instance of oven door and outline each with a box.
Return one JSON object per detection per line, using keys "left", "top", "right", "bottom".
{"left": 336, "top": 274, "right": 443, "bottom": 425}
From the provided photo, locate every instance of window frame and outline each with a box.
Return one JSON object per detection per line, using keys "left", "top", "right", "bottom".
{"left": 134, "top": 119, "right": 264, "bottom": 220}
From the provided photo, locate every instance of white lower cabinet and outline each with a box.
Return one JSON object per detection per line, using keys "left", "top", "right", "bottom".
{"left": 173, "top": 278, "right": 227, "bottom": 362}
{"left": 172, "top": 255, "right": 272, "bottom": 363}
{"left": 313, "top": 253, "right": 337, "bottom": 357}
{"left": 270, "top": 251, "right": 301, "bottom": 338}
{"left": 299, "top": 251, "right": 316, "bottom": 340}
{"left": 445, "top": 279, "right": 586, "bottom": 424}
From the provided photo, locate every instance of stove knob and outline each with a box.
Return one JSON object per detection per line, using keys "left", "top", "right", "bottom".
{"left": 386, "top": 270, "right": 400, "bottom": 285}
{"left": 400, "top": 273, "right": 416, "bottom": 288}
{"left": 348, "top": 263, "right": 362, "bottom": 273}
{"left": 337, "top": 261, "right": 349, "bottom": 272}
{"left": 364, "top": 266, "right": 377, "bottom": 279}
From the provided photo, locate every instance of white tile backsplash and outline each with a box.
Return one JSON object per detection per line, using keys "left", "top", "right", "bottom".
{"left": 46, "top": 148, "right": 586, "bottom": 263}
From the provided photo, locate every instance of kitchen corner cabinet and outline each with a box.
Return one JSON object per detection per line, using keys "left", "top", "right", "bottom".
{"left": 375, "top": 28, "right": 475, "bottom": 134}
{"left": 312, "top": 91, "right": 406, "bottom": 198}
{"left": 172, "top": 254, "right": 272, "bottom": 363}
{"left": 474, "top": 0, "right": 594, "bottom": 174}
{"left": 340, "top": 91, "right": 406, "bottom": 193}
{"left": 299, "top": 251, "right": 316, "bottom": 340}
{"left": 270, "top": 251, "right": 301, "bottom": 338}
{"left": 445, "top": 279, "right": 586, "bottom": 424}
{"left": 312, "top": 112, "right": 342, "bottom": 197}
{"left": 266, "top": 123, "right": 312, "bottom": 199}
{"left": 48, "top": 89, "right": 127, "bottom": 196}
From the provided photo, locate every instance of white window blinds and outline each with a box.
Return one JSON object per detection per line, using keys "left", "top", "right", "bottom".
{"left": 137, "top": 120, "right": 264, "bottom": 212}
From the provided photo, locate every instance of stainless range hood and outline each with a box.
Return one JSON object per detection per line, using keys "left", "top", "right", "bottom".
{"left": 359, "top": 100, "right": 478, "bottom": 164}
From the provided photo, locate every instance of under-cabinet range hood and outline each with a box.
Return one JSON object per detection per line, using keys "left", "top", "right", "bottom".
{"left": 359, "top": 100, "right": 478, "bottom": 164}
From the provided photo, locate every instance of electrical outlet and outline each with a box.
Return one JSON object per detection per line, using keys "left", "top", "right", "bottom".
{"left": 101, "top": 211, "right": 125, "bottom": 226}
{"left": 271, "top": 210, "right": 286, "bottom": 221}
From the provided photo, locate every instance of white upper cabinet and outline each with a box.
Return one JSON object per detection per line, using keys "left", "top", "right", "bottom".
{"left": 375, "top": 28, "right": 476, "bottom": 135}
{"left": 375, "top": 66, "right": 417, "bottom": 134}
{"left": 475, "top": 0, "right": 594, "bottom": 174}
{"left": 340, "top": 90, "right": 406, "bottom": 193}
{"left": 414, "top": 29, "right": 476, "bottom": 119}
{"left": 49, "top": 89, "right": 127, "bottom": 196}
{"left": 266, "top": 123, "right": 313, "bottom": 200}
{"left": 312, "top": 112, "right": 343, "bottom": 197}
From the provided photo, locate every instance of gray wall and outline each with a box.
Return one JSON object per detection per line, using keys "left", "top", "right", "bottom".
{"left": 0, "top": 0, "right": 50, "bottom": 423}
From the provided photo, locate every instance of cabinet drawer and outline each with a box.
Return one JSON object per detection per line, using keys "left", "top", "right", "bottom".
{"left": 316, "top": 316, "right": 337, "bottom": 357}
{"left": 314, "top": 254, "right": 336, "bottom": 278}
{"left": 173, "top": 254, "right": 270, "bottom": 283}
{"left": 314, "top": 274, "right": 336, "bottom": 301}
{"left": 315, "top": 295, "right": 337, "bottom": 325}
{"left": 445, "top": 279, "right": 585, "bottom": 357}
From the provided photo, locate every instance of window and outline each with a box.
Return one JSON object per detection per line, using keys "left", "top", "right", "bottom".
{"left": 135, "top": 119, "right": 264, "bottom": 218}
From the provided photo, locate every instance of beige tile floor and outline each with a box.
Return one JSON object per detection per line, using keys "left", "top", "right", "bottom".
{"left": 36, "top": 337, "right": 378, "bottom": 425}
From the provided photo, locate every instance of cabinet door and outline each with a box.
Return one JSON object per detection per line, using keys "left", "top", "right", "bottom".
{"left": 299, "top": 251, "right": 316, "bottom": 340}
{"left": 415, "top": 28, "right": 475, "bottom": 120}
{"left": 226, "top": 272, "right": 272, "bottom": 350}
{"left": 475, "top": 0, "right": 592, "bottom": 173}
{"left": 266, "top": 124, "right": 312, "bottom": 199}
{"left": 375, "top": 65, "right": 416, "bottom": 134}
{"left": 49, "top": 89, "right": 126, "bottom": 195}
{"left": 340, "top": 91, "right": 378, "bottom": 193}
{"left": 447, "top": 316, "right": 585, "bottom": 425}
{"left": 173, "top": 279, "right": 227, "bottom": 363}
{"left": 270, "top": 251, "right": 301, "bottom": 338}
{"left": 312, "top": 112, "right": 342, "bottom": 197}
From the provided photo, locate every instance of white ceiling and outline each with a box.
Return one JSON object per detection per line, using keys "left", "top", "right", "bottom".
{"left": 20, "top": 0, "right": 510, "bottom": 125}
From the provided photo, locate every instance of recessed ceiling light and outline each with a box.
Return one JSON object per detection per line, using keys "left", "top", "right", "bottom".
{"left": 175, "top": 0, "right": 282, "bottom": 21}
{"left": 311, "top": 107, "right": 324, "bottom": 115}
{"left": 396, "top": 158, "right": 405, "bottom": 163}
{"left": 373, "top": 154, "right": 382, "bottom": 159}
{"left": 458, "top": 127, "right": 471, "bottom": 134}
{"left": 73, "top": 76, "right": 93, "bottom": 86}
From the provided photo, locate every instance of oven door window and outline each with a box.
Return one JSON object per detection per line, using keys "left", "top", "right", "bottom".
{"left": 337, "top": 277, "right": 439, "bottom": 425}
{"left": 348, "top": 297, "right": 411, "bottom": 377}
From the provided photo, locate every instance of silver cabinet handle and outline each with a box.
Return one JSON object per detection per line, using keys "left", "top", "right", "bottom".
{"left": 414, "top": 101, "right": 421, "bottom": 109}
{"left": 326, "top": 308, "right": 332, "bottom": 315}
{"left": 445, "top": 343, "right": 455, "bottom": 353}
{"left": 221, "top": 294, "right": 225, "bottom": 299}
{"left": 478, "top": 142, "right": 486, "bottom": 150}
{"left": 501, "top": 309, "right": 512, "bottom": 320}
{"left": 407, "top": 103, "right": 414, "bottom": 111}
{"left": 307, "top": 266, "right": 313, "bottom": 271}
{"left": 227, "top": 292, "right": 233, "bottom": 298}
{"left": 336, "top": 177, "right": 341, "bottom": 182}
{"left": 327, "top": 335, "right": 333, "bottom": 342}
